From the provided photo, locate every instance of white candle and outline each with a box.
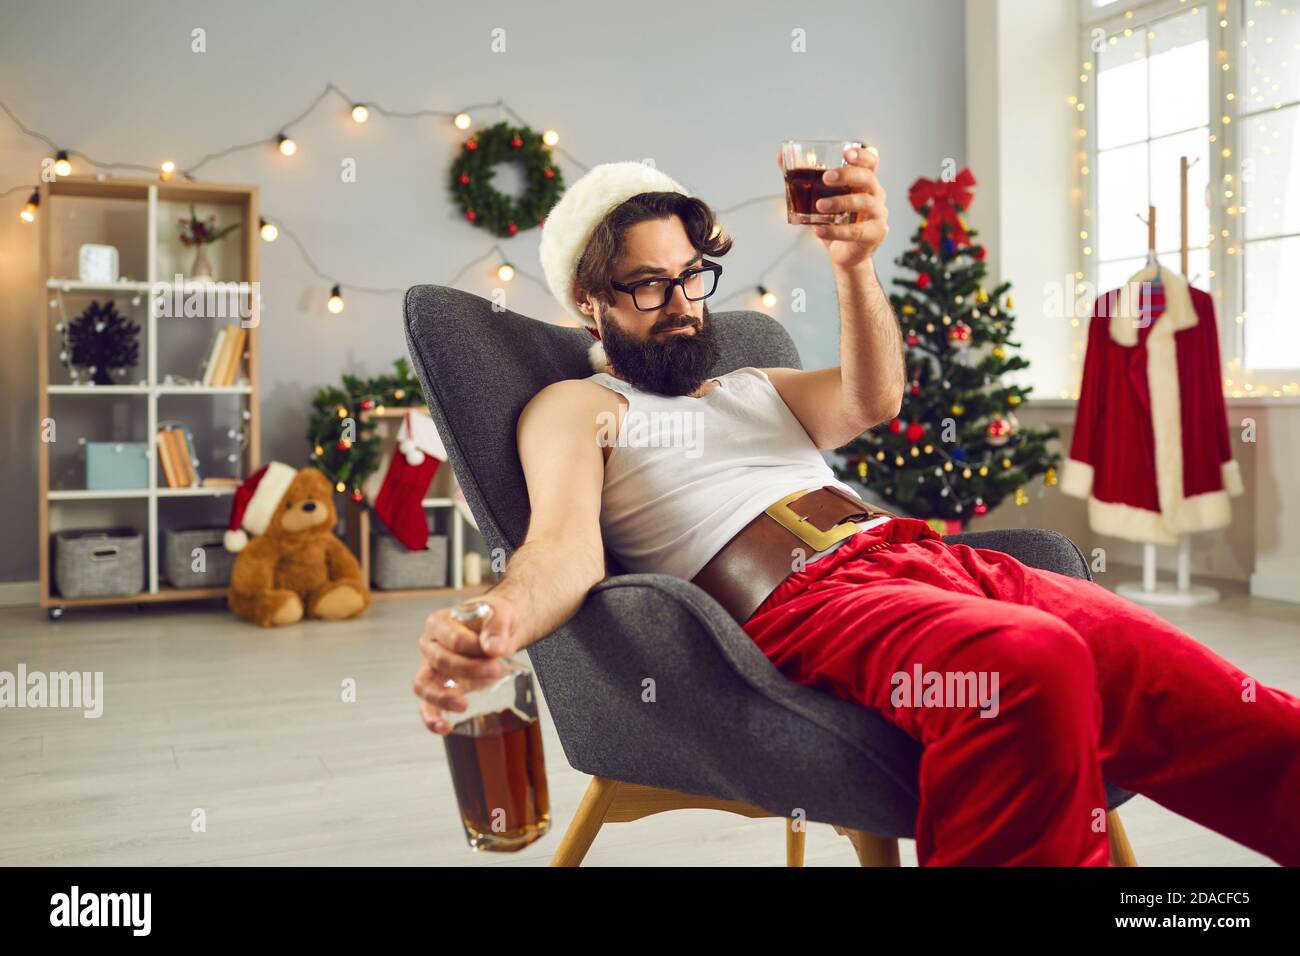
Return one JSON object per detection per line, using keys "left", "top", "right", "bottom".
{"left": 464, "top": 551, "right": 483, "bottom": 586}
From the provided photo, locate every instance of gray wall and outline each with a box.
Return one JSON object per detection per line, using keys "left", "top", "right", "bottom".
{"left": 0, "top": 0, "right": 967, "bottom": 582}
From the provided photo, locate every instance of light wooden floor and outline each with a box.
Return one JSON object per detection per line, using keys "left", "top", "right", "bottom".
{"left": 1, "top": 569, "right": 1295, "bottom": 866}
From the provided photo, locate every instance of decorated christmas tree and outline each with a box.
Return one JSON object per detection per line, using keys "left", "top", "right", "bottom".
{"left": 306, "top": 358, "right": 424, "bottom": 502}
{"left": 832, "top": 168, "right": 1060, "bottom": 531}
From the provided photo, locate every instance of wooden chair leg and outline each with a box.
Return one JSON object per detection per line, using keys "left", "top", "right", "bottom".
{"left": 786, "top": 818, "right": 806, "bottom": 866}
{"left": 549, "top": 777, "right": 620, "bottom": 866}
{"left": 1107, "top": 809, "right": 1138, "bottom": 866}
{"left": 833, "top": 824, "right": 902, "bottom": 866}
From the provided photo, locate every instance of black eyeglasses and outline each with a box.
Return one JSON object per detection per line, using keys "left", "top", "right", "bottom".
{"left": 610, "top": 259, "right": 723, "bottom": 312}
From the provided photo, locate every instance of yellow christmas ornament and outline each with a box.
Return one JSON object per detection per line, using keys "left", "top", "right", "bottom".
{"left": 976, "top": 287, "right": 989, "bottom": 304}
{"left": 858, "top": 460, "right": 868, "bottom": 479}
{"left": 1006, "top": 295, "right": 1016, "bottom": 310}
{"left": 979, "top": 466, "right": 989, "bottom": 476}
{"left": 901, "top": 303, "right": 917, "bottom": 315}
{"left": 992, "top": 346, "right": 1007, "bottom": 361}
{"left": 951, "top": 402, "right": 965, "bottom": 415}
{"left": 1015, "top": 488, "right": 1029, "bottom": 506}
{"left": 1045, "top": 467, "right": 1058, "bottom": 486}
{"left": 1008, "top": 393, "right": 1022, "bottom": 406}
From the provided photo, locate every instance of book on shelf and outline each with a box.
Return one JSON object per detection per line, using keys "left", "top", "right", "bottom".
{"left": 156, "top": 427, "right": 180, "bottom": 488}
{"left": 175, "top": 422, "right": 202, "bottom": 484}
{"left": 156, "top": 423, "right": 200, "bottom": 487}
{"left": 200, "top": 325, "right": 248, "bottom": 387}
{"left": 201, "top": 476, "right": 241, "bottom": 487}
{"left": 200, "top": 327, "right": 230, "bottom": 386}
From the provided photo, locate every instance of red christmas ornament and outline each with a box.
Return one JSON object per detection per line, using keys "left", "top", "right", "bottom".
{"left": 506, "top": 222, "right": 518, "bottom": 235}
{"left": 465, "top": 139, "right": 478, "bottom": 151}
{"left": 351, "top": 490, "right": 364, "bottom": 502}
{"left": 465, "top": 209, "right": 477, "bottom": 221}
{"left": 336, "top": 440, "right": 349, "bottom": 452}
{"left": 458, "top": 173, "right": 470, "bottom": 185}
{"left": 906, "top": 422, "right": 925, "bottom": 443}
{"left": 888, "top": 418, "right": 903, "bottom": 434}
{"left": 910, "top": 382, "right": 921, "bottom": 396}
{"left": 906, "top": 334, "right": 919, "bottom": 346}
{"left": 916, "top": 273, "right": 931, "bottom": 289}
{"left": 538, "top": 218, "right": 546, "bottom": 227}
{"left": 947, "top": 323, "right": 973, "bottom": 349}
{"left": 510, "top": 136, "right": 523, "bottom": 148}
{"left": 985, "top": 417, "right": 1013, "bottom": 446}
{"left": 543, "top": 167, "right": 555, "bottom": 179}
{"left": 973, "top": 246, "right": 987, "bottom": 260}
{"left": 973, "top": 501, "right": 989, "bottom": 516}
{"left": 360, "top": 399, "right": 375, "bottom": 410}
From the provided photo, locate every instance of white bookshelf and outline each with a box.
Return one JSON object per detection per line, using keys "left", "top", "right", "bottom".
{"left": 38, "top": 176, "right": 260, "bottom": 617}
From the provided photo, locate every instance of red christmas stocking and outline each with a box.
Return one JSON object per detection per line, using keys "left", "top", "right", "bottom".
{"left": 373, "top": 410, "right": 446, "bottom": 550}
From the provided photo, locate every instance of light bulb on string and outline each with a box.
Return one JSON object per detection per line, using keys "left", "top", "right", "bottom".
{"left": 277, "top": 134, "right": 297, "bottom": 156}
{"left": 453, "top": 113, "right": 472, "bottom": 130}
{"left": 327, "top": 284, "right": 345, "bottom": 314}
{"left": 20, "top": 189, "right": 38, "bottom": 223}
{"left": 53, "top": 151, "right": 72, "bottom": 177}
{"left": 542, "top": 129, "right": 559, "bottom": 146}
{"left": 758, "top": 285, "right": 777, "bottom": 308}
{"left": 497, "top": 263, "right": 515, "bottom": 282}
{"left": 351, "top": 103, "right": 369, "bottom": 123}
{"left": 160, "top": 160, "right": 176, "bottom": 181}
{"left": 259, "top": 218, "right": 278, "bottom": 242}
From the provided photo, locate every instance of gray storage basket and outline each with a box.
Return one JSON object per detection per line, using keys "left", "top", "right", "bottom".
{"left": 372, "top": 529, "right": 448, "bottom": 590}
{"left": 54, "top": 528, "right": 145, "bottom": 599}
{"left": 163, "top": 527, "right": 235, "bottom": 589}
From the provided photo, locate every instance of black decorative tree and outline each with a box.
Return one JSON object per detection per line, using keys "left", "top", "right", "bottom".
{"left": 65, "top": 300, "right": 140, "bottom": 385}
{"left": 832, "top": 168, "right": 1060, "bottom": 531}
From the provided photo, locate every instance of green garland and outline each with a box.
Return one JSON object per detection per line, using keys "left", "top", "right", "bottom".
{"left": 306, "top": 358, "right": 424, "bottom": 503}
{"left": 449, "top": 121, "right": 565, "bottom": 238}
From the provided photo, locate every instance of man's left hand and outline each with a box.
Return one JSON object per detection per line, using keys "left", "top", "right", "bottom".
{"left": 810, "top": 145, "right": 889, "bottom": 270}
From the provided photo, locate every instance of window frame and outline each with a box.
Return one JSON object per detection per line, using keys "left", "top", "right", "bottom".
{"left": 1078, "top": 0, "right": 1300, "bottom": 396}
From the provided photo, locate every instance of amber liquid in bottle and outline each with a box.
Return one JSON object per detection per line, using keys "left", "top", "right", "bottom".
{"left": 445, "top": 707, "right": 550, "bottom": 851}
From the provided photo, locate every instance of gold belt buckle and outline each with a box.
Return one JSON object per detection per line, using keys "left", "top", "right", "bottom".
{"left": 764, "top": 488, "right": 864, "bottom": 553}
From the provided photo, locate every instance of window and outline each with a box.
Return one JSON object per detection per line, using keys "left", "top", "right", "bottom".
{"left": 1080, "top": 0, "right": 1300, "bottom": 394}
{"left": 1239, "top": 1, "right": 1300, "bottom": 371}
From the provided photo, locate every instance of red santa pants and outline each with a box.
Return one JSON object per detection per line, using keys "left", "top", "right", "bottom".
{"left": 742, "top": 517, "right": 1300, "bottom": 866}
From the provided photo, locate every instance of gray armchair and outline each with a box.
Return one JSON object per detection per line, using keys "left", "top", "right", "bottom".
{"left": 404, "top": 285, "right": 1138, "bottom": 867}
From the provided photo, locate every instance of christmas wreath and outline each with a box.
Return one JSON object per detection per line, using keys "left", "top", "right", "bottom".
{"left": 449, "top": 121, "right": 565, "bottom": 238}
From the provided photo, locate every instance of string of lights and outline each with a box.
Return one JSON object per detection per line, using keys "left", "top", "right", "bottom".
{"left": 2, "top": 88, "right": 808, "bottom": 321}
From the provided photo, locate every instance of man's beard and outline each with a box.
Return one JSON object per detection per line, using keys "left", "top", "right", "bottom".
{"left": 599, "top": 302, "right": 721, "bottom": 397}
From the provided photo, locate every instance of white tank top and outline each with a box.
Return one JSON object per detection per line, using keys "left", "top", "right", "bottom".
{"left": 587, "top": 366, "right": 890, "bottom": 580}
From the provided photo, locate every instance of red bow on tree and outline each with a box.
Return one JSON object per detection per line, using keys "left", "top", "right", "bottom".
{"left": 908, "top": 167, "right": 977, "bottom": 251}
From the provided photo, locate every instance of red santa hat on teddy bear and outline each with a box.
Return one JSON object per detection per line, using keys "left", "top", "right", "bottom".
{"left": 223, "top": 461, "right": 297, "bottom": 552}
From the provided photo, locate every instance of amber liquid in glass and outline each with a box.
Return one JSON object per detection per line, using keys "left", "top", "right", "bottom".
{"left": 445, "top": 707, "right": 550, "bottom": 851}
{"left": 784, "top": 167, "right": 851, "bottom": 216}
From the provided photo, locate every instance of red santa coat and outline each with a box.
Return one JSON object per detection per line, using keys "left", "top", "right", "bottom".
{"left": 1061, "top": 266, "right": 1242, "bottom": 545}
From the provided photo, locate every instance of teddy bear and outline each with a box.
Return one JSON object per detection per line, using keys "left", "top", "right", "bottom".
{"left": 226, "top": 465, "right": 371, "bottom": 627}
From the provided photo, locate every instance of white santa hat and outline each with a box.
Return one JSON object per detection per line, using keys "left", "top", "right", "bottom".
{"left": 538, "top": 161, "right": 691, "bottom": 372}
{"left": 223, "top": 461, "right": 297, "bottom": 552}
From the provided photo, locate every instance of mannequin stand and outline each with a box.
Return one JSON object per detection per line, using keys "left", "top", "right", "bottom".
{"left": 1116, "top": 537, "right": 1220, "bottom": 606}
